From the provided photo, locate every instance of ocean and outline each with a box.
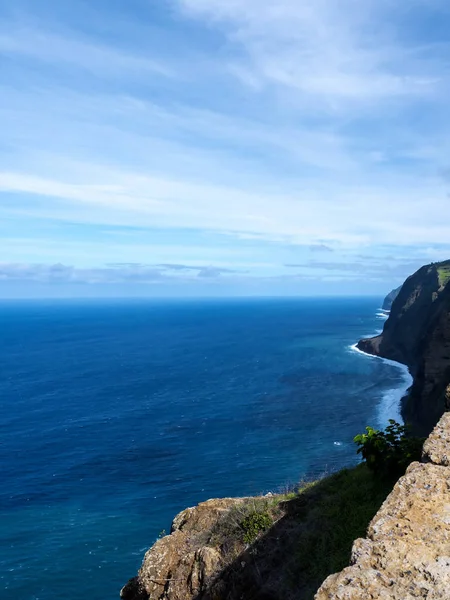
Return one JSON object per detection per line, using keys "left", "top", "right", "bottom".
{"left": 0, "top": 297, "right": 411, "bottom": 600}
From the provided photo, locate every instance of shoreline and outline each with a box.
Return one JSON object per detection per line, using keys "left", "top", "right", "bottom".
{"left": 349, "top": 309, "right": 413, "bottom": 427}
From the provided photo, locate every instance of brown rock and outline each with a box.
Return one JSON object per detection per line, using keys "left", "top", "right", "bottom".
{"left": 120, "top": 498, "right": 245, "bottom": 600}
{"left": 315, "top": 460, "right": 450, "bottom": 599}
{"left": 422, "top": 412, "right": 450, "bottom": 466}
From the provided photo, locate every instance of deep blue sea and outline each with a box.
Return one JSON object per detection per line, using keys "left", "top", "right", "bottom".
{"left": 0, "top": 297, "right": 411, "bottom": 600}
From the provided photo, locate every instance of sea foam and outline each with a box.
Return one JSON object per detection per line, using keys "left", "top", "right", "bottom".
{"left": 349, "top": 308, "right": 413, "bottom": 428}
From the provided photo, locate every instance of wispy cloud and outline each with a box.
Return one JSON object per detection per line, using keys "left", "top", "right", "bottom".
{"left": 0, "top": 262, "right": 242, "bottom": 285}
{"left": 284, "top": 259, "right": 428, "bottom": 280}
{"left": 309, "top": 244, "right": 334, "bottom": 253}
{"left": 1, "top": 0, "right": 450, "bottom": 296}
{"left": 155, "top": 263, "right": 242, "bottom": 275}
{"left": 0, "top": 23, "right": 174, "bottom": 79}
{"left": 178, "top": 0, "right": 447, "bottom": 108}
{"left": 2, "top": 167, "right": 448, "bottom": 247}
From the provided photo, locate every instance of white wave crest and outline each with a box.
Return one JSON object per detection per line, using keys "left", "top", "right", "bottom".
{"left": 349, "top": 342, "right": 412, "bottom": 427}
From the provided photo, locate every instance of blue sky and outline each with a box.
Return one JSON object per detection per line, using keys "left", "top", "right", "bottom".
{"left": 1, "top": 0, "right": 450, "bottom": 297}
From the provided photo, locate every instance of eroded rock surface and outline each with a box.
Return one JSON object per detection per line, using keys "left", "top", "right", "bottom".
{"left": 423, "top": 411, "right": 450, "bottom": 467}
{"left": 121, "top": 413, "right": 450, "bottom": 600}
{"left": 315, "top": 414, "right": 450, "bottom": 600}
{"left": 120, "top": 498, "right": 244, "bottom": 600}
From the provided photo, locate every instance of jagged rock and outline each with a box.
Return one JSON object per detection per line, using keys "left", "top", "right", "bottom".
{"left": 120, "top": 498, "right": 245, "bottom": 600}
{"left": 315, "top": 459, "right": 450, "bottom": 599}
{"left": 422, "top": 411, "right": 450, "bottom": 466}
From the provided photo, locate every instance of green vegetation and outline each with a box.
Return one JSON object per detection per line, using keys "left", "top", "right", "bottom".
{"left": 354, "top": 419, "right": 425, "bottom": 479}
{"left": 206, "top": 464, "right": 393, "bottom": 599}
{"left": 437, "top": 263, "right": 450, "bottom": 288}
{"left": 200, "top": 421, "right": 427, "bottom": 598}
{"left": 210, "top": 496, "right": 284, "bottom": 549}
{"left": 241, "top": 510, "right": 273, "bottom": 543}
{"left": 284, "top": 465, "right": 392, "bottom": 591}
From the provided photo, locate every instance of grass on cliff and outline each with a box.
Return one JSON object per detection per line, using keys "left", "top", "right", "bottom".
{"left": 437, "top": 264, "right": 450, "bottom": 288}
{"left": 204, "top": 463, "right": 392, "bottom": 600}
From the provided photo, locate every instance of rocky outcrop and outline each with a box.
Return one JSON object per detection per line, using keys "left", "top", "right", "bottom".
{"left": 357, "top": 260, "right": 450, "bottom": 435}
{"left": 122, "top": 416, "right": 450, "bottom": 600}
{"left": 422, "top": 411, "right": 450, "bottom": 467}
{"left": 120, "top": 498, "right": 244, "bottom": 600}
{"left": 121, "top": 466, "right": 394, "bottom": 600}
{"left": 381, "top": 285, "right": 402, "bottom": 311}
{"left": 315, "top": 413, "right": 450, "bottom": 600}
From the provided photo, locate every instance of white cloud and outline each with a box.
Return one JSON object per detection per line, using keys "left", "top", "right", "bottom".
{"left": 1, "top": 163, "right": 449, "bottom": 248}
{"left": 178, "top": 0, "right": 445, "bottom": 108}
{"left": 1, "top": 0, "right": 450, "bottom": 284}
{"left": 0, "top": 25, "right": 174, "bottom": 78}
{"left": 0, "top": 262, "right": 242, "bottom": 284}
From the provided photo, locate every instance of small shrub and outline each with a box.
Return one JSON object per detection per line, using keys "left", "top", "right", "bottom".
{"left": 209, "top": 497, "right": 279, "bottom": 549}
{"left": 241, "top": 511, "right": 272, "bottom": 543}
{"left": 354, "top": 419, "right": 425, "bottom": 478}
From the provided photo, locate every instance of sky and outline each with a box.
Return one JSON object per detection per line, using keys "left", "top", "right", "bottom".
{"left": 1, "top": 0, "right": 450, "bottom": 298}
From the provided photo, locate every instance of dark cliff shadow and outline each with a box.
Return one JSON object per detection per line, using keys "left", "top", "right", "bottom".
{"left": 194, "top": 464, "right": 392, "bottom": 600}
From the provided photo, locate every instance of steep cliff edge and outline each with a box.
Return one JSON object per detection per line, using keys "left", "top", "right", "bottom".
{"left": 120, "top": 498, "right": 246, "bottom": 600}
{"left": 121, "top": 416, "right": 450, "bottom": 600}
{"left": 381, "top": 285, "right": 402, "bottom": 311}
{"left": 121, "top": 468, "right": 392, "bottom": 600}
{"left": 315, "top": 412, "right": 450, "bottom": 600}
{"left": 357, "top": 260, "right": 450, "bottom": 435}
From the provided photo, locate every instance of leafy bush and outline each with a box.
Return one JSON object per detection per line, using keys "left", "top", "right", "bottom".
{"left": 241, "top": 511, "right": 272, "bottom": 543}
{"left": 209, "top": 497, "right": 280, "bottom": 550}
{"left": 354, "top": 419, "right": 425, "bottom": 478}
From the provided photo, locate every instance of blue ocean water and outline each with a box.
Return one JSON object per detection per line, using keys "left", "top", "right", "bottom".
{"left": 0, "top": 297, "right": 410, "bottom": 600}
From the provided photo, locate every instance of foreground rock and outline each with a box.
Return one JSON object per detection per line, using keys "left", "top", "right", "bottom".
{"left": 422, "top": 411, "right": 450, "bottom": 467}
{"left": 121, "top": 466, "right": 393, "bottom": 600}
{"left": 315, "top": 414, "right": 450, "bottom": 600}
{"left": 120, "top": 498, "right": 244, "bottom": 600}
{"left": 122, "top": 414, "right": 450, "bottom": 600}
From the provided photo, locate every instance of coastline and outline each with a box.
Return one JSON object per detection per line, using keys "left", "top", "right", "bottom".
{"left": 349, "top": 309, "right": 413, "bottom": 427}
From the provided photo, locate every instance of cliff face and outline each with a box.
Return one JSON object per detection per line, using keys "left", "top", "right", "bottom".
{"left": 121, "top": 468, "right": 393, "bottom": 600}
{"left": 381, "top": 285, "right": 402, "bottom": 311}
{"left": 120, "top": 498, "right": 244, "bottom": 600}
{"left": 122, "top": 416, "right": 450, "bottom": 600}
{"left": 315, "top": 413, "right": 450, "bottom": 600}
{"left": 357, "top": 260, "right": 450, "bottom": 435}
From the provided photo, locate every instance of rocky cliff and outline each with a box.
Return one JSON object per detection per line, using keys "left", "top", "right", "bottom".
{"left": 381, "top": 285, "right": 402, "bottom": 311}
{"left": 121, "top": 414, "right": 450, "bottom": 600}
{"left": 357, "top": 260, "right": 450, "bottom": 435}
{"left": 120, "top": 498, "right": 246, "bottom": 600}
{"left": 315, "top": 412, "right": 450, "bottom": 600}
{"left": 121, "top": 467, "right": 393, "bottom": 600}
